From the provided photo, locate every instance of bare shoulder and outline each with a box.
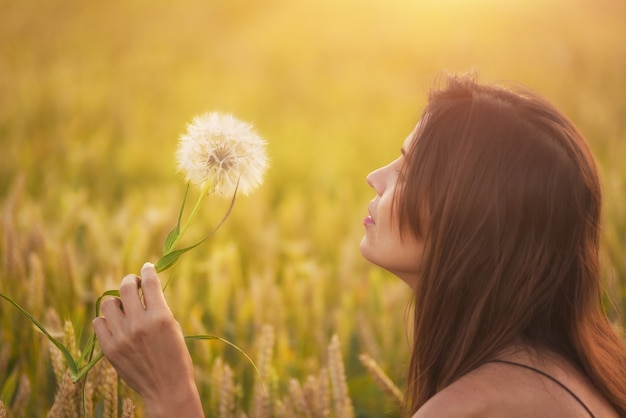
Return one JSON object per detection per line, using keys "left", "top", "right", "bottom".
{"left": 413, "top": 354, "right": 619, "bottom": 418}
{"left": 412, "top": 365, "right": 505, "bottom": 418}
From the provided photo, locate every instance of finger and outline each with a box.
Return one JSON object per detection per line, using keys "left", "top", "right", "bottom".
{"left": 139, "top": 262, "right": 167, "bottom": 309}
{"left": 99, "top": 297, "right": 125, "bottom": 329}
{"left": 92, "top": 316, "right": 112, "bottom": 340}
{"left": 118, "top": 274, "right": 144, "bottom": 316}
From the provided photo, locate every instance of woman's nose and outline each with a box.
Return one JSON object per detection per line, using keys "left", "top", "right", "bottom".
{"left": 366, "top": 168, "right": 385, "bottom": 195}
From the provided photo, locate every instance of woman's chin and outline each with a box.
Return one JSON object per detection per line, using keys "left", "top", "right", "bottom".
{"left": 359, "top": 236, "right": 374, "bottom": 262}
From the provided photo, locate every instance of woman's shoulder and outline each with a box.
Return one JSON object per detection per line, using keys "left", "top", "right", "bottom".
{"left": 413, "top": 350, "right": 618, "bottom": 418}
{"left": 412, "top": 362, "right": 514, "bottom": 418}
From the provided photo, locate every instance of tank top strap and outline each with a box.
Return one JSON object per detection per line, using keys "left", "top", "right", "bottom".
{"left": 487, "top": 359, "right": 595, "bottom": 418}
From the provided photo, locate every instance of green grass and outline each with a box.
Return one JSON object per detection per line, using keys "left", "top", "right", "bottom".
{"left": 1, "top": 0, "right": 625, "bottom": 415}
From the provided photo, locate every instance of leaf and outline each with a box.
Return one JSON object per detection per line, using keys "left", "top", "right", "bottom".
{"left": 95, "top": 289, "right": 120, "bottom": 317}
{"left": 154, "top": 242, "right": 202, "bottom": 272}
{"left": 0, "top": 292, "right": 79, "bottom": 377}
{"left": 162, "top": 227, "right": 180, "bottom": 255}
{"left": 74, "top": 352, "right": 104, "bottom": 382}
{"left": 185, "top": 334, "right": 264, "bottom": 393}
{"left": 79, "top": 332, "right": 97, "bottom": 365}
{"left": 0, "top": 369, "right": 18, "bottom": 404}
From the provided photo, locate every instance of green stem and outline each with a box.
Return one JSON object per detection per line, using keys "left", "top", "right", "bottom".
{"left": 168, "top": 180, "right": 213, "bottom": 252}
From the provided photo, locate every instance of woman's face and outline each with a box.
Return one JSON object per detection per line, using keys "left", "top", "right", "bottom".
{"left": 360, "top": 130, "right": 424, "bottom": 288}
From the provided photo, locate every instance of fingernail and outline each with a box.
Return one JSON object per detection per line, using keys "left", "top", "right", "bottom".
{"left": 143, "top": 262, "right": 154, "bottom": 269}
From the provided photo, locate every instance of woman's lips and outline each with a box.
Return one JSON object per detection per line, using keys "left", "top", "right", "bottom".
{"left": 365, "top": 202, "right": 376, "bottom": 225}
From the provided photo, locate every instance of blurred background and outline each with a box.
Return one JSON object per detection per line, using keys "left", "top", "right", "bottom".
{"left": 1, "top": 0, "right": 625, "bottom": 416}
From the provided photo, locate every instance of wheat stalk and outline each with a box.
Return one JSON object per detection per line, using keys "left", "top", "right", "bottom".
{"left": 0, "top": 346, "right": 10, "bottom": 384}
{"left": 47, "top": 371, "right": 80, "bottom": 418}
{"left": 302, "top": 375, "right": 318, "bottom": 417}
{"left": 219, "top": 361, "right": 235, "bottom": 418}
{"left": 27, "top": 253, "right": 45, "bottom": 317}
{"left": 356, "top": 314, "right": 381, "bottom": 361}
{"left": 359, "top": 353, "right": 403, "bottom": 405}
{"left": 316, "top": 368, "right": 331, "bottom": 418}
{"left": 102, "top": 361, "right": 119, "bottom": 418}
{"left": 327, "top": 335, "right": 354, "bottom": 418}
{"left": 83, "top": 380, "right": 95, "bottom": 418}
{"left": 1, "top": 178, "right": 26, "bottom": 279}
{"left": 272, "top": 400, "right": 286, "bottom": 418}
{"left": 302, "top": 373, "right": 329, "bottom": 418}
{"left": 288, "top": 378, "right": 312, "bottom": 418}
{"left": 209, "top": 357, "right": 225, "bottom": 415}
{"left": 46, "top": 319, "right": 87, "bottom": 418}
{"left": 48, "top": 340, "right": 66, "bottom": 385}
{"left": 44, "top": 308, "right": 66, "bottom": 384}
{"left": 273, "top": 398, "right": 296, "bottom": 418}
{"left": 11, "top": 374, "right": 31, "bottom": 416}
{"left": 250, "top": 379, "right": 270, "bottom": 417}
{"left": 63, "top": 320, "right": 79, "bottom": 360}
{"left": 62, "top": 243, "right": 80, "bottom": 299}
{"left": 249, "top": 324, "right": 274, "bottom": 418}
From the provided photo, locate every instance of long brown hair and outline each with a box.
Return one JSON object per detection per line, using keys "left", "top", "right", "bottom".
{"left": 396, "top": 73, "right": 626, "bottom": 415}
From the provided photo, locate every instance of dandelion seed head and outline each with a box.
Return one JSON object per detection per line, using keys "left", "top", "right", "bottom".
{"left": 176, "top": 112, "right": 269, "bottom": 196}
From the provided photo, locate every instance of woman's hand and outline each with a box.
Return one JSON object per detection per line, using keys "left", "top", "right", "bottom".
{"left": 92, "top": 262, "right": 204, "bottom": 418}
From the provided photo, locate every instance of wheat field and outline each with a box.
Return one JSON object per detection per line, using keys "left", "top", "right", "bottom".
{"left": 1, "top": 0, "right": 625, "bottom": 416}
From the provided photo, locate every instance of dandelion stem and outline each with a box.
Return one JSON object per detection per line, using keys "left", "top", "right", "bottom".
{"left": 168, "top": 180, "right": 213, "bottom": 252}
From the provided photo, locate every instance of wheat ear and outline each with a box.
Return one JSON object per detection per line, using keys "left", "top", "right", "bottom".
{"left": 102, "top": 361, "right": 119, "bottom": 418}
{"left": 2, "top": 180, "right": 26, "bottom": 279}
{"left": 11, "top": 374, "right": 31, "bottom": 416}
{"left": 356, "top": 314, "right": 381, "bottom": 361}
{"left": 327, "top": 335, "right": 354, "bottom": 418}
{"left": 122, "top": 398, "right": 136, "bottom": 418}
{"left": 27, "top": 253, "right": 45, "bottom": 317}
{"left": 359, "top": 353, "right": 403, "bottom": 405}
{"left": 315, "top": 369, "right": 331, "bottom": 418}
{"left": 219, "top": 362, "right": 235, "bottom": 418}
{"left": 0, "top": 346, "right": 10, "bottom": 390}
{"left": 288, "top": 378, "right": 312, "bottom": 418}
{"left": 249, "top": 324, "right": 274, "bottom": 418}
{"left": 47, "top": 371, "right": 80, "bottom": 418}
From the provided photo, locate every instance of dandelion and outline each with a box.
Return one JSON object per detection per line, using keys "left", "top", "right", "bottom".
{"left": 157, "top": 112, "right": 269, "bottom": 271}
{"left": 0, "top": 111, "right": 269, "bottom": 415}
{"left": 176, "top": 112, "right": 268, "bottom": 196}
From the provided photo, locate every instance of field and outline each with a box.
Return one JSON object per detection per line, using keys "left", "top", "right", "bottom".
{"left": 1, "top": 0, "right": 625, "bottom": 416}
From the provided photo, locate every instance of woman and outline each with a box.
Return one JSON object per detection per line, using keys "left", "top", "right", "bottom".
{"left": 93, "top": 73, "right": 626, "bottom": 417}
